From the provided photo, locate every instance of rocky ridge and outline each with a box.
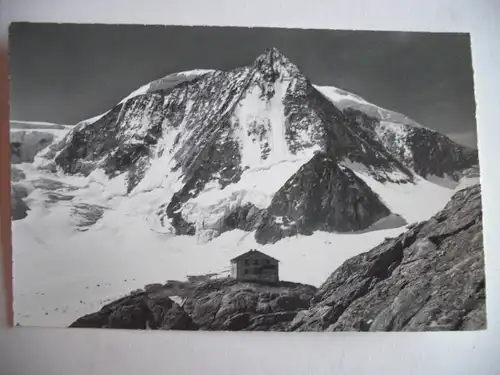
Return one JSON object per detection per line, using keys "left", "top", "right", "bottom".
{"left": 70, "top": 278, "right": 317, "bottom": 331}
{"left": 342, "top": 107, "right": 478, "bottom": 180}
{"left": 291, "top": 183, "right": 485, "bottom": 331}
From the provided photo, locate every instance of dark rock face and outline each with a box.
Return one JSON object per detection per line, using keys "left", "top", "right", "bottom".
{"left": 54, "top": 94, "right": 167, "bottom": 191}
{"left": 222, "top": 203, "right": 266, "bottom": 232}
{"left": 182, "top": 279, "right": 317, "bottom": 331}
{"left": 161, "top": 116, "right": 244, "bottom": 235}
{"left": 70, "top": 278, "right": 317, "bottom": 332}
{"left": 70, "top": 203, "right": 107, "bottom": 231}
{"left": 70, "top": 289, "right": 195, "bottom": 330}
{"left": 305, "top": 89, "right": 414, "bottom": 184}
{"left": 404, "top": 128, "right": 478, "bottom": 179}
{"left": 245, "top": 311, "right": 298, "bottom": 331}
{"left": 11, "top": 183, "right": 30, "bottom": 220}
{"left": 290, "top": 184, "right": 485, "bottom": 332}
{"left": 30, "top": 178, "right": 79, "bottom": 192}
{"left": 11, "top": 166, "right": 26, "bottom": 182}
{"left": 11, "top": 167, "right": 30, "bottom": 220}
{"left": 255, "top": 152, "right": 393, "bottom": 244}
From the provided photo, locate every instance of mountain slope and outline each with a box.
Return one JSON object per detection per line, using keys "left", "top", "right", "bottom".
{"left": 316, "top": 86, "right": 478, "bottom": 180}
{"left": 253, "top": 152, "right": 393, "bottom": 244}
{"left": 314, "top": 85, "right": 424, "bottom": 128}
{"left": 47, "top": 47, "right": 426, "bottom": 244}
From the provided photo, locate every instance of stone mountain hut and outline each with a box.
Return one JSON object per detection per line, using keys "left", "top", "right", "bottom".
{"left": 230, "top": 250, "right": 279, "bottom": 283}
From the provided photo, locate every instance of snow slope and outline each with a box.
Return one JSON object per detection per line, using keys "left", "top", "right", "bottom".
{"left": 314, "top": 84, "right": 425, "bottom": 128}
{"left": 177, "top": 69, "right": 215, "bottom": 77}
{"left": 117, "top": 83, "right": 151, "bottom": 105}
{"left": 312, "top": 85, "right": 369, "bottom": 108}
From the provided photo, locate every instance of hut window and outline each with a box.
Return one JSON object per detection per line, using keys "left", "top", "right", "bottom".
{"left": 253, "top": 259, "right": 259, "bottom": 265}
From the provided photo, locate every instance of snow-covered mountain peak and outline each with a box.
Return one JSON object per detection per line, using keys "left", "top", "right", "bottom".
{"left": 253, "top": 47, "right": 302, "bottom": 80}
{"left": 254, "top": 46, "right": 288, "bottom": 63}
{"left": 36, "top": 48, "right": 479, "bottom": 246}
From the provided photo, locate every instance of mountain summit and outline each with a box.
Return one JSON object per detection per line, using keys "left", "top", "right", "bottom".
{"left": 46, "top": 48, "right": 478, "bottom": 244}
{"left": 253, "top": 47, "right": 302, "bottom": 80}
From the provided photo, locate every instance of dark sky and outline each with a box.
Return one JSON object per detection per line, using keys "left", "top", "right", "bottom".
{"left": 8, "top": 23, "right": 477, "bottom": 147}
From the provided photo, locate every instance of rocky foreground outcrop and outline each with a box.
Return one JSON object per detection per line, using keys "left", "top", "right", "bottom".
{"left": 291, "top": 183, "right": 485, "bottom": 331}
{"left": 70, "top": 184, "right": 485, "bottom": 331}
{"left": 11, "top": 183, "right": 30, "bottom": 220}
{"left": 70, "top": 279, "right": 317, "bottom": 331}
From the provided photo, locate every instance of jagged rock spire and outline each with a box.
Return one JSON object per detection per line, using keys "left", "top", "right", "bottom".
{"left": 253, "top": 47, "right": 301, "bottom": 80}
{"left": 255, "top": 47, "right": 289, "bottom": 61}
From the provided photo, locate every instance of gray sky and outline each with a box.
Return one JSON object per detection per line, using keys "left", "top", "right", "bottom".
{"left": 9, "top": 23, "right": 477, "bottom": 148}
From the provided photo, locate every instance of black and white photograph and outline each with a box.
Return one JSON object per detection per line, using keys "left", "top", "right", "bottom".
{"left": 8, "top": 23, "right": 484, "bottom": 332}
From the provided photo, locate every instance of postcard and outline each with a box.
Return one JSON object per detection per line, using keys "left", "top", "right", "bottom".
{"left": 8, "top": 23, "right": 484, "bottom": 331}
